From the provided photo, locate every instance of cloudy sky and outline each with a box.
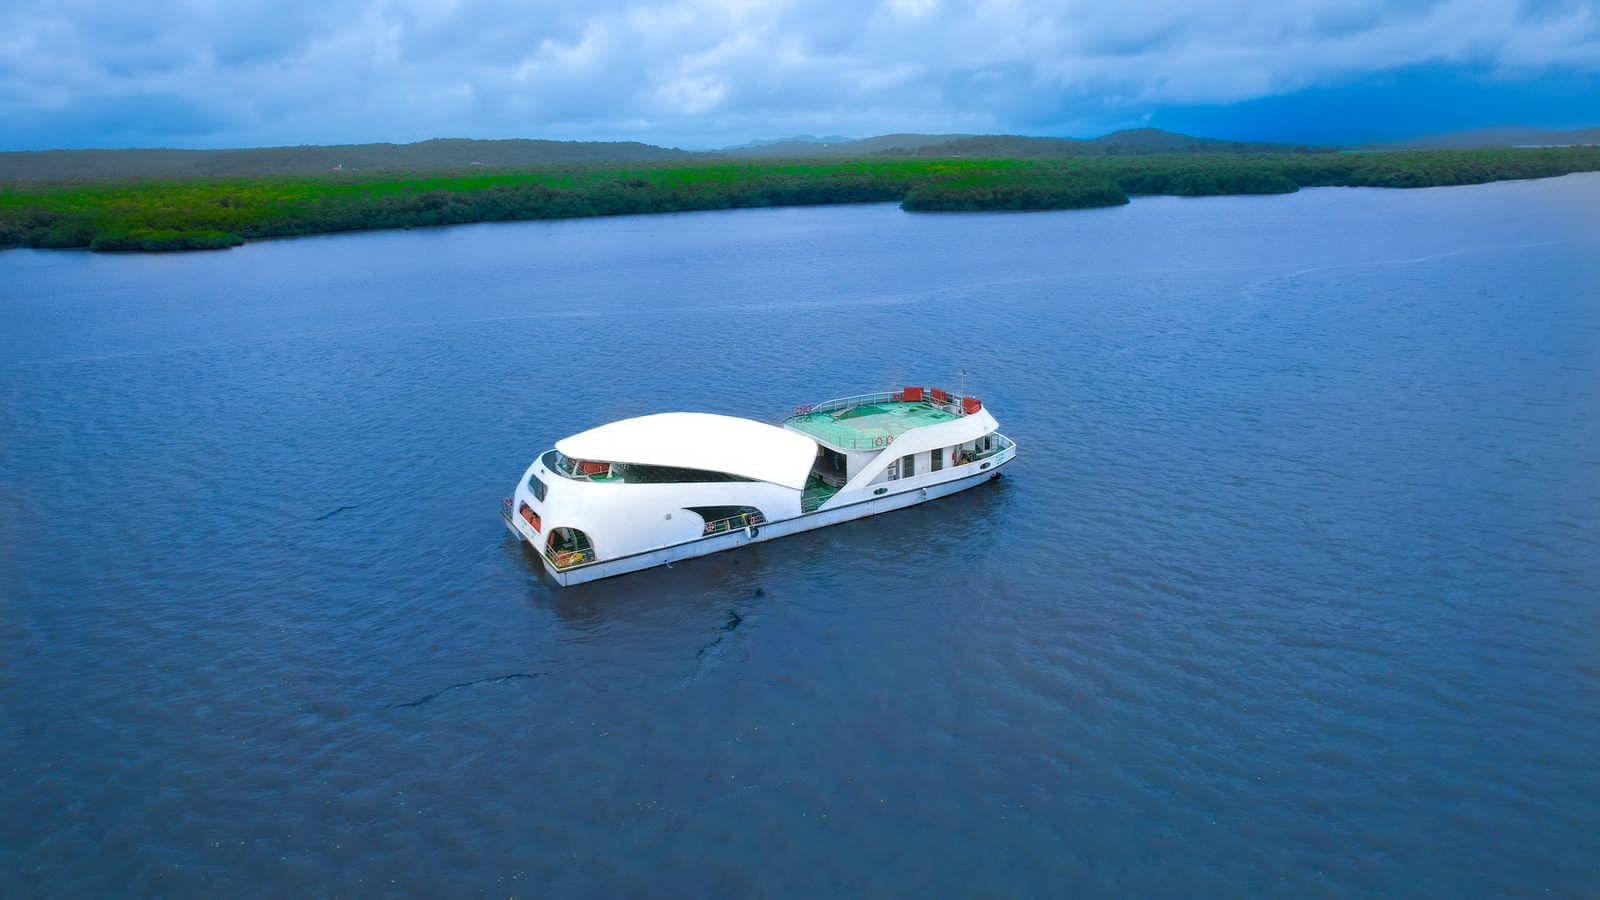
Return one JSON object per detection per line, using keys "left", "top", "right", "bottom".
{"left": 2, "top": 0, "right": 1598, "bottom": 150}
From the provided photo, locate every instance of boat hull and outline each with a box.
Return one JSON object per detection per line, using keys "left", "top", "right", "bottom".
{"left": 506, "top": 451, "right": 1014, "bottom": 586}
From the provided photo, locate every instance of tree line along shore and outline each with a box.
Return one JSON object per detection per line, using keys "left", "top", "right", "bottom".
{"left": 2, "top": 147, "right": 1597, "bottom": 253}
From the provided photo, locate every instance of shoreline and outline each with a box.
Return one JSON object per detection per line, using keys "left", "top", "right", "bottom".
{"left": 4, "top": 147, "right": 1599, "bottom": 253}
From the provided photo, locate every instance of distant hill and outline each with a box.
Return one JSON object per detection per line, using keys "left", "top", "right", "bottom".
{"left": 717, "top": 134, "right": 852, "bottom": 151}
{"left": 0, "top": 138, "right": 693, "bottom": 181}
{"left": 716, "top": 128, "right": 1317, "bottom": 159}
{"left": 0, "top": 128, "right": 1322, "bottom": 181}
{"left": 717, "top": 133, "right": 971, "bottom": 158}
{"left": 887, "top": 128, "right": 1320, "bottom": 157}
{"left": 1388, "top": 126, "right": 1600, "bottom": 149}
{"left": 13, "top": 126, "right": 1600, "bottom": 182}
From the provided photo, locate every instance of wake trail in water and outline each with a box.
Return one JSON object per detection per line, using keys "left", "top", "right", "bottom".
{"left": 312, "top": 503, "right": 362, "bottom": 521}
{"left": 389, "top": 672, "right": 547, "bottom": 708}
{"left": 695, "top": 608, "right": 747, "bottom": 658}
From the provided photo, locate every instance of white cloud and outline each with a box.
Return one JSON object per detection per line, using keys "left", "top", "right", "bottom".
{"left": 0, "top": 0, "right": 1596, "bottom": 148}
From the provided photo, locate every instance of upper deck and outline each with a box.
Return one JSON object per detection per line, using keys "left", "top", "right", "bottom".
{"left": 784, "top": 388, "right": 986, "bottom": 451}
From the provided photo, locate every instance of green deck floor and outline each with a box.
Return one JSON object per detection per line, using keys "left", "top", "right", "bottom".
{"left": 786, "top": 401, "right": 960, "bottom": 450}
{"left": 801, "top": 474, "right": 842, "bottom": 513}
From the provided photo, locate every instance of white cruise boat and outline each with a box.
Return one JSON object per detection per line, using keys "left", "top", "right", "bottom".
{"left": 502, "top": 387, "right": 1016, "bottom": 586}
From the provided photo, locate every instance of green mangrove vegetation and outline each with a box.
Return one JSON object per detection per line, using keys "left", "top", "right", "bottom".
{"left": 3, "top": 147, "right": 1598, "bottom": 252}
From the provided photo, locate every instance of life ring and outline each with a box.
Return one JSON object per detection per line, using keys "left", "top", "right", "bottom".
{"left": 747, "top": 525, "right": 760, "bottom": 539}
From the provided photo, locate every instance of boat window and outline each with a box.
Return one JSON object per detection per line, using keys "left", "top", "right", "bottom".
{"left": 540, "top": 449, "right": 751, "bottom": 484}
{"left": 930, "top": 447, "right": 944, "bottom": 472}
{"left": 527, "top": 472, "right": 548, "bottom": 501}
{"left": 543, "top": 450, "right": 577, "bottom": 477}
{"left": 887, "top": 459, "right": 899, "bottom": 481}
{"left": 518, "top": 502, "right": 541, "bottom": 532}
{"left": 608, "top": 463, "right": 753, "bottom": 484}
{"left": 902, "top": 453, "right": 917, "bottom": 477}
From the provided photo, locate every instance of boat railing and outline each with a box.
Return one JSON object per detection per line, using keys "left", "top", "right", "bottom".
{"left": 786, "top": 390, "right": 992, "bottom": 452}
{"left": 700, "top": 510, "right": 766, "bottom": 537}
{"left": 803, "top": 429, "right": 900, "bottom": 451}
{"left": 791, "top": 391, "right": 899, "bottom": 419}
{"left": 789, "top": 390, "right": 977, "bottom": 422}
{"left": 944, "top": 432, "right": 1015, "bottom": 466}
{"left": 544, "top": 541, "right": 595, "bottom": 570}
{"left": 983, "top": 432, "right": 1015, "bottom": 459}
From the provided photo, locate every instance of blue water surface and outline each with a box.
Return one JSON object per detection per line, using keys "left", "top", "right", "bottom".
{"left": 3, "top": 176, "right": 1598, "bottom": 896}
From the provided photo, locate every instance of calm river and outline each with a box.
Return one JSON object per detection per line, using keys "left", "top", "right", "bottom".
{"left": 3, "top": 176, "right": 1598, "bottom": 895}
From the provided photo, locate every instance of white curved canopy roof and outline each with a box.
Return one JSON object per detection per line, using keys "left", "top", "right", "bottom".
{"left": 555, "top": 412, "right": 818, "bottom": 490}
